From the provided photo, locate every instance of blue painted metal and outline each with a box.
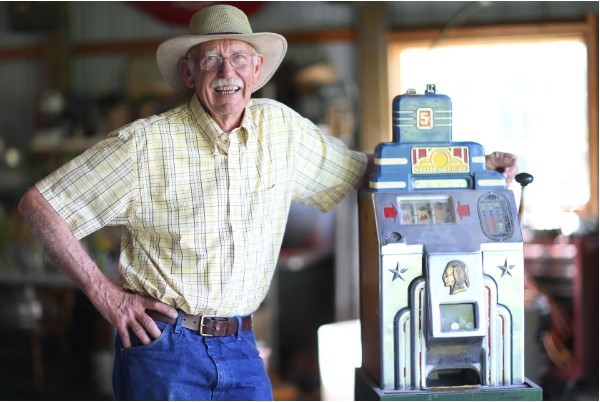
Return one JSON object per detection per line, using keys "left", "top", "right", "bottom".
{"left": 370, "top": 84, "right": 506, "bottom": 192}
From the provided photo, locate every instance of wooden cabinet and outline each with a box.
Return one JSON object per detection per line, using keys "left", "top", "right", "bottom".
{"left": 524, "top": 233, "right": 599, "bottom": 383}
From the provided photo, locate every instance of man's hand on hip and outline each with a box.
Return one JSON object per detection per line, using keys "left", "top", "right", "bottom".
{"left": 89, "top": 280, "right": 179, "bottom": 348}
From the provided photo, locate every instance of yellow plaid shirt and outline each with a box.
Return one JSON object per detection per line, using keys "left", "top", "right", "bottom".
{"left": 37, "top": 96, "right": 367, "bottom": 316}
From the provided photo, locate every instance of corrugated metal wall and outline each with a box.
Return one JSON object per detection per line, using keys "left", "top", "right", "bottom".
{"left": 0, "top": 1, "right": 597, "bottom": 146}
{"left": 70, "top": 2, "right": 184, "bottom": 41}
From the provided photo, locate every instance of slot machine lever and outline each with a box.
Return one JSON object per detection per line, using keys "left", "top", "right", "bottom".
{"left": 515, "top": 171, "right": 572, "bottom": 368}
{"left": 515, "top": 172, "right": 534, "bottom": 225}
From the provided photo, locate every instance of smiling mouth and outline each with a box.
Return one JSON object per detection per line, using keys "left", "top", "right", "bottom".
{"left": 214, "top": 85, "right": 240, "bottom": 95}
{"left": 212, "top": 78, "right": 243, "bottom": 95}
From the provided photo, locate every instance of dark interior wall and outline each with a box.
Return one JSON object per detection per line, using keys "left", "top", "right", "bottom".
{"left": 0, "top": 1, "right": 597, "bottom": 153}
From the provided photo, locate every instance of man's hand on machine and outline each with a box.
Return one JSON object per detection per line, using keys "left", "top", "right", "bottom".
{"left": 89, "top": 280, "right": 178, "bottom": 348}
{"left": 485, "top": 151, "right": 519, "bottom": 186}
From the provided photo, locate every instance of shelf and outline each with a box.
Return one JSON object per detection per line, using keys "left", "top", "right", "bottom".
{"left": 0, "top": 271, "right": 74, "bottom": 288}
{"left": 29, "top": 135, "right": 103, "bottom": 155}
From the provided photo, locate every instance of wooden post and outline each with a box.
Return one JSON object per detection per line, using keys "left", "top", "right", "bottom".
{"left": 585, "top": 12, "right": 598, "bottom": 218}
{"left": 357, "top": 2, "right": 390, "bottom": 153}
{"left": 43, "top": 3, "right": 70, "bottom": 93}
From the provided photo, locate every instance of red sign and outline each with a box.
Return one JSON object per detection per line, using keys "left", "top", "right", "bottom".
{"left": 384, "top": 205, "right": 397, "bottom": 220}
{"left": 129, "top": 2, "right": 265, "bottom": 26}
{"left": 417, "top": 108, "right": 433, "bottom": 129}
{"left": 456, "top": 201, "right": 470, "bottom": 220}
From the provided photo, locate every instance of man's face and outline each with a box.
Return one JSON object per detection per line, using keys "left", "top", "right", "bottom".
{"left": 183, "top": 39, "right": 263, "bottom": 128}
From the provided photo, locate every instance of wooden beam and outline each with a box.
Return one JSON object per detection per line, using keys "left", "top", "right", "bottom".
{"left": 0, "top": 28, "right": 357, "bottom": 61}
{"left": 585, "top": 13, "right": 598, "bottom": 218}
{"left": 387, "top": 21, "right": 589, "bottom": 43}
{"left": 357, "top": 3, "right": 389, "bottom": 153}
{"left": 73, "top": 39, "right": 162, "bottom": 55}
{"left": 43, "top": 2, "right": 70, "bottom": 92}
{"left": 283, "top": 28, "right": 355, "bottom": 44}
{"left": 0, "top": 46, "right": 43, "bottom": 60}
{"left": 72, "top": 28, "right": 356, "bottom": 53}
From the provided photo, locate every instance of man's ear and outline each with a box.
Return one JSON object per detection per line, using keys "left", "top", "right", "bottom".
{"left": 253, "top": 53, "right": 264, "bottom": 82}
{"left": 179, "top": 58, "right": 195, "bottom": 89}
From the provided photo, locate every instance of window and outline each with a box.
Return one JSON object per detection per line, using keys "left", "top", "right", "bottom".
{"left": 388, "top": 29, "right": 594, "bottom": 231}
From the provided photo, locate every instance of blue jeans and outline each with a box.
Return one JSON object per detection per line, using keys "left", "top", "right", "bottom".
{"left": 112, "top": 312, "right": 273, "bottom": 400}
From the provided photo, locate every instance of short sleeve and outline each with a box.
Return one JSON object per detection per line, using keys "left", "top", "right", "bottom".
{"left": 292, "top": 117, "right": 367, "bottom": 212}
{"left": 35, "top": 130, "right": 135, "bottom": 239}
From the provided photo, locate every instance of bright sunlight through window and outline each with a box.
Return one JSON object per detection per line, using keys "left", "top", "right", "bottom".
{"left": 395, "top": 40, "right": 589, "bottom": 230}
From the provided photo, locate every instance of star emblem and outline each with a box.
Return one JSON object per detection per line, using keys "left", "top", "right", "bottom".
{"left": 497, "top": 258, "right": 515, "bottom": 277}
{"left": 389, "top": 262, "right": 408, "bottom": 282}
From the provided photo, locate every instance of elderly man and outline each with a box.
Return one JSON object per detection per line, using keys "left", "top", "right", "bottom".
{"left": 18, "top": 4, "right": 518, "bottom": 400}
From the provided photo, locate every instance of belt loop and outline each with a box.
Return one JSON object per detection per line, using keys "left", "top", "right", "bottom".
{"left": 174, "top": 310, "right": 184, "bottom": 334}
{"left": 235, "top": 316, "right": 243, "bottom": 340}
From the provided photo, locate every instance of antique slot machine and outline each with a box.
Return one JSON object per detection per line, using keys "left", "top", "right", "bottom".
{"left": 355, "top": 85, "right": 541, "bottom": 400}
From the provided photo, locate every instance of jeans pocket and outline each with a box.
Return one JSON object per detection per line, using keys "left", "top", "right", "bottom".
{"left": 123, "top": 321, "right": 171, "bottom": 352}
{"left": 115, "top": 323, "right": 195, "bottom": 400}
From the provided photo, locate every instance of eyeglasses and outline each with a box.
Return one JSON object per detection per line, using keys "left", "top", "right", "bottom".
{"left": 189, "top": 52, "right": 257, "bottom": 72}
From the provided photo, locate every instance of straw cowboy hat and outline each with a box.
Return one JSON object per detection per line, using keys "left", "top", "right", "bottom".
{"left": 157, "top": 4, "right": 288, "bottom": 94}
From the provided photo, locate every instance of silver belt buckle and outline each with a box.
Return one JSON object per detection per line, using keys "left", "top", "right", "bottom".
{"left": 199, "top": 315, "right": 216, "bottom": 336}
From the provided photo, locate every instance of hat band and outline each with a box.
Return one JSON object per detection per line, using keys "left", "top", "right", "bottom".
{"left": 206, "top": 32, "right": 244, "bottom": 35}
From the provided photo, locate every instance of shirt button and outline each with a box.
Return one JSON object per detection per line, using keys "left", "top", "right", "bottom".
{"left": 215, "top": 134, "right": 229, "bottom": 155}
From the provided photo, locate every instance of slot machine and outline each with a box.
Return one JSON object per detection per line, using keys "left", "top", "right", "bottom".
{"left": 355, "top": 85, "right": 541, "bottom": 400}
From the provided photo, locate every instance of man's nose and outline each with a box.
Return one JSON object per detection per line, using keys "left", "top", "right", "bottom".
{"left": 219, "top": 58, "right": 236, "bottom": 75}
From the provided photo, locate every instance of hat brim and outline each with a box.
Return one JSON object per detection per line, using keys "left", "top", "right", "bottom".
{"left": 157, "top": 33, "right": 287, "bottom": 95}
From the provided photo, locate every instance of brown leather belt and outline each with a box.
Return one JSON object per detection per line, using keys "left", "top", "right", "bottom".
{"left": 147, "top": 310, "right": 252, "bottom": 337}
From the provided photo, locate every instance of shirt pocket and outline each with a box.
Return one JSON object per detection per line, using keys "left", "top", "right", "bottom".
{"left": 243, "top": 180, "right": 276, "bottom": 225}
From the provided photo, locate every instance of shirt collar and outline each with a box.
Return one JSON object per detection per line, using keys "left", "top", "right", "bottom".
{"left": 189, "top": 95, "right": 255, "bottom": 151}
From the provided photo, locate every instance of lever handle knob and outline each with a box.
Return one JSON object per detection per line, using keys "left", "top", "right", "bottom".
{"left": 515, "top": 172, "right": 534, "bottom": 188}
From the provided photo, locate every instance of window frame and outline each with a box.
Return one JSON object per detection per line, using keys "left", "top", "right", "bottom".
{"left": 384, "top": 18, "right": 598, "bottom": 217}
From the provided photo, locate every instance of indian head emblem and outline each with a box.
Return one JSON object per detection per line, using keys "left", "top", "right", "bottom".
{"left": 442, "top": 260, "right": 470, "bottom": 295}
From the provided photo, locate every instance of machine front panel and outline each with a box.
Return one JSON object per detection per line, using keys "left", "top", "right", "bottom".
{"left": 361, "top": 187, "right": 526, "bottom": 390}
{"left": 372, "top": 189, "right": 521, "bottom": 253}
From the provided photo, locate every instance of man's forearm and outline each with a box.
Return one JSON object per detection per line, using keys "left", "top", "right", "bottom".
{"left": 17, "top": 187, "right": 111, "bottom": 298}
{"left": 18, "top": 187, "right": 178, "bottom": 347}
